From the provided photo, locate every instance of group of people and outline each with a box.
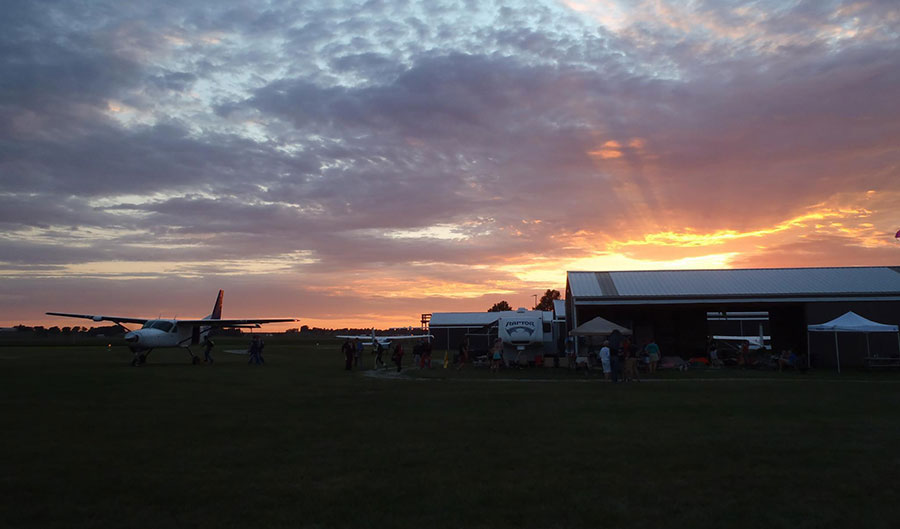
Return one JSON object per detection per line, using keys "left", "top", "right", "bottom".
{"left": 453, "top": 337, "right": 521, "bottom": 372}
{"left": 566, "top": 330, "right": 660, "bottom": 382}
{"left": 709, "top": 338, "right": 803, "bottom": 371}
{"left": 341, "top": 338, "right": 367, "bottom": 370}
{"left": 412, "top": 340, "right": 433, "bottom": 368}
{"left": 778, "top": 348, "right": 800, "bottom": 371}
{"left": 196, "top": 335, "right": 264, "bottom": 365}
{"left": 341, "top": 338, "right": 431, "bottom": 373}
{"left": 247, "top": 335, "right": 265, "bottom": 364}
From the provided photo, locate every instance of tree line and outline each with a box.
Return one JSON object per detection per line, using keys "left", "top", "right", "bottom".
{"left": 488, "top": 289, "right": 560, "bottom": 312}
{"left": 6, "top": 324, "right": 124, "bottom": 336}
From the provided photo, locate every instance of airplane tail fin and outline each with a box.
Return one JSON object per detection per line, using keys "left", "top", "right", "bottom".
{"left": 206, "top": 290, "right": 224, "bottom": 320}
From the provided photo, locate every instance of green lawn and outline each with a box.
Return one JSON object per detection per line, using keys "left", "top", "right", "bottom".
{"left": 2, "top": 339, "right": 899, "bottom": 528}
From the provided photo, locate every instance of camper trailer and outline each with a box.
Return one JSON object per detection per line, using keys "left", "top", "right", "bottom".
{"left": 497, "top": 308, "right": 553, "bottom": 365}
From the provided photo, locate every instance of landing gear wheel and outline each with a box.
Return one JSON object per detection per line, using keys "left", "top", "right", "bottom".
{"left": 192, "top": 356, "right": 200, "bottom": 365}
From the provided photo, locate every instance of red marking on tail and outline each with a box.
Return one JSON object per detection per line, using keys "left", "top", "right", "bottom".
{"left": 211, "top": 290, "right": 223, "bottom": 319}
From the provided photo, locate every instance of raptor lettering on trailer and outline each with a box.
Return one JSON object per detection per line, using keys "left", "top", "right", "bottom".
{"left": 505, "top": 320, "right": 536, "bottom": 336}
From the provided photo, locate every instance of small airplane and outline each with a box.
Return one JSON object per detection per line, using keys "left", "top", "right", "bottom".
{"left": 712, "top": 335, "right": 770, "bottom": 351}
{"left": 47, "top": 290, "right": 297, "bottom": 365}
{"left": 336, "top": 328, "right": 433, "bottom": 348}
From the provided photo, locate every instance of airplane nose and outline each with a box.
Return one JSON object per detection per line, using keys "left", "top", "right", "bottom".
{"left": 124, "top": 332, "right": 139, "bottom": 343}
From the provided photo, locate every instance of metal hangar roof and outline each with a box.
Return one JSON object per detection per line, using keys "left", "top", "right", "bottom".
{"left": 430, "top": 310, "right": 553, "bottom": 328}
{"left": 567, "top": 266, "right": 900, "bottom": 305}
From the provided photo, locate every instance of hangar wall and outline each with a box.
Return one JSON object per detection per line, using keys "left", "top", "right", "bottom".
{"left": 569, "top": 299, "right": 900, "bottom": 368}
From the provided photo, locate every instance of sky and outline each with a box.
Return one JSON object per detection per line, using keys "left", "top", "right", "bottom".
{"left": 2, "top": 0, "right": 899, "bottom": 329}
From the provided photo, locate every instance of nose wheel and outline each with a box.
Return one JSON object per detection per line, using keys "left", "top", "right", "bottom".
{"left": 130, "top": 350, "right": 152, "bottom": 366}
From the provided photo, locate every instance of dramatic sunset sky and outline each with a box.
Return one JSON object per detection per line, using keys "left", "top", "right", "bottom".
{"left": 2, "top": 0, "right": 898, "bottom": 329}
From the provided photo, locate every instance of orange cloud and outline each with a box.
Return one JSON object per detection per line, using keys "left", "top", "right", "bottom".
{"left": 588, "top": 149, "right": 623, "bottom": 159}
{"left": 588, "top": 140, "right": 625, "bottom": 159}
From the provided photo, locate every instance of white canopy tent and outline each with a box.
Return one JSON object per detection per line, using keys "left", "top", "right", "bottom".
{"left": 806, "top": 311, "right": 900, "bottom": 373}
{"left": 569, "top": 317, "right": 632, "bottom": 337}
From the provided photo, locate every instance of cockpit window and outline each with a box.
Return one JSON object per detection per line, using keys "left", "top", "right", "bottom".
{"left": 144, "top": 320, "right": 174, "bottom": 332}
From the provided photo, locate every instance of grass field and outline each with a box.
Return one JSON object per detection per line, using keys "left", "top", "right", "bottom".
{"left": 2, "top": 338, "right": 900, "bottom": 529}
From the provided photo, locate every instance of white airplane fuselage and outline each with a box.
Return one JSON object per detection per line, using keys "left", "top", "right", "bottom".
{"left": 123, "top": 319, "right": 208, "bottom": 350}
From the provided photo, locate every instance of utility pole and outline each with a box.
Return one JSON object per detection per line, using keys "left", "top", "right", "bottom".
{"left": 532, "top": 294, "right": 538, "bottom": 310}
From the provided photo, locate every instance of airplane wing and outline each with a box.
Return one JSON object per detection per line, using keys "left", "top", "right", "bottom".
{"left": 334, "top": 340, "right": 377, "bottom": 347}
{"left": 336, "top": 334, "right": 432, "bottom": 341}
{"left": 178, "top": 318, "right": 297, "bottom": 327}
{"left": 379, "top": 334, "right": 434, "bottom": 340}
{"left": 46, "top": 312, "right": 148, "bottom": 325}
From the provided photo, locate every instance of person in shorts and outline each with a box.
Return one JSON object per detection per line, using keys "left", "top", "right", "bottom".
{"left": 491, "top": 339, "right": 503, "bottom": 373}
{"left": 645, "top": 339, "right": 660, "bottom": 374}
{"left": 599, "top": 340, "right": 611, "bottom": 380}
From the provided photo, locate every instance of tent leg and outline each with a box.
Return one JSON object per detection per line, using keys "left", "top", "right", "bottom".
{"left": 834, "top": 331, "right": 840, "bottom": 374}
{"left": 806, "top": 331, "right": 811, "bottom": 370}
{"left": 572, "top": 305, "right": 579, "bottom": 356}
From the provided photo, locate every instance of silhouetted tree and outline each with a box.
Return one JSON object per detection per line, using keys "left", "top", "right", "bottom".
{"left": 533, "top": 289, "right": 561, "bottom": 311}
{"left": 488, "top": 301, "right": 512, "bottom": 312}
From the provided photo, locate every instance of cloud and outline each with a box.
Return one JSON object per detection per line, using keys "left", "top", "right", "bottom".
{"left": 2, "top": 0, "right": 899, "bottom": 327}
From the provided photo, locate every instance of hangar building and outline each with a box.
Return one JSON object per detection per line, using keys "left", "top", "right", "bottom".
{"left": 566, "top": 266, "right": 900, "bottom": 368}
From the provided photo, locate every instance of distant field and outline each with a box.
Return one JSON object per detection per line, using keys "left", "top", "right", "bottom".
{"left": 2, "top": 338, "right": 900, "bottom": 529}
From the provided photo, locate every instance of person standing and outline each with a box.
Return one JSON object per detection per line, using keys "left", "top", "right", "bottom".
{"left": 422, "top": 339, "right": 432, "bottom": 369}
{"left": 374, "top": 341, "right": 385, "bottom": 369}
{"left": 353, "top": 339, "right": 362, "bottom": 367}
{"left": 599, "top": 340, "right": 611, "bottom": 381}
{"left": 342, "top": 338, "right": 354, "bottom": 371}
{"left": 611, "top": 341, "right": 624, "bottom": 383}
{"left": 393, "top": 343, "right": 404, "bottom": 373}
{"left": 203, "top": 337, "right": 215, "bottom": 364}
{"left": 645, "top": 339, "right": 660, "bottom": 374}
{"left": 608, "top": 329, "right": 623, "bottom": 357}
{"left": 566, "top": 336, "right": 576, "bottom": 370}
{"left": 413, "top": 342, "right": 422, "bottom": 369}
{"left": 709, "top": 341, "right": 722, "bottom": 368}
{"left": 739, "top": 340, "right": 750, "bottom": 368}
{"left": 256, "top": 337, "right": 266, "bottom": 364}
{"left": 248, "top": 335, "right": 262, "bottom": 365}
{"left": 457, "top": 336, "right": 469, "bottom": 370}
{"left": 490, "top": 338, "right": 503, "bottom": 373}
{"left": 624, "top": 340, "right": 639, "bottom": 382}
